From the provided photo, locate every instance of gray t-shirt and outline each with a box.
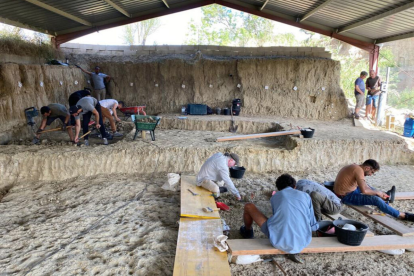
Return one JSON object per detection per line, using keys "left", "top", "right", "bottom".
{"left": 48, "top": 103, "right": 69, "bottom": 117}
{"left": 75, "top": 97, "right": 97, "bottom": 120}
{"left": 296, "top": 179, "right": 341, "bottom": 207}
{"left": 91, "top": 73, "right": 107, "bottom": 90}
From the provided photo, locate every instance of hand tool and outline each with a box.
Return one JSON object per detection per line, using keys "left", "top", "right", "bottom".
{"left": 202, "top": 207, "right": 220, "bottom": 212}
{"left": 188, "top": 189, "right": 198, "bottom": 196}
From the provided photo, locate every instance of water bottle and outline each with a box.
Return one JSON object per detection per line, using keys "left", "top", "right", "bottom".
{"left": 181, "top": 106, "right": 187, "bottom": 115}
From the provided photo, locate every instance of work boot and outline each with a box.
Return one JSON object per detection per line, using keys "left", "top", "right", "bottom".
{"left": 219, "top": 187, "right": 228, "bottom": 194}
{"left": 404, "top": 212, "right": 414, "bottom": 222}
{"left": 386, "top": 186, "right": 396, "bottom": 203}
{"left": 84, "top": 139, "right": 90, "bottom": 146}
{"left": 287, "top": 254, "right": 304, "bottom": 264}
{"left": 103, "top": 138, "right": 108, "bottom": 145}
{"left": 32, "top": 137, "right": 40, "bottom": 144}
{"left": 106, "top": 133, "right": 113, "bottom": 140}
{"left": 113, "top": 132, "right": 123, "bottom": 137}
{"left": 239, "top": 226, "right": 254, "bottom": 239}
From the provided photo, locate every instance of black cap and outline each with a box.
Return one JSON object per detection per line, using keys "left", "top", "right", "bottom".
{"left": 69, "top": 105, "right": 81, "bottom": 114}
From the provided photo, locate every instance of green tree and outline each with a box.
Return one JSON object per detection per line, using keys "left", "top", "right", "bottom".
{"left": 273, "top": 33, "right": 297, "bottom": 46}
{"left": 122, "top": 18, "right": 162, "bottom": 45}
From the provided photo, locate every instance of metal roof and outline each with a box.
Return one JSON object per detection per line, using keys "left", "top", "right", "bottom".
{"left": 1, "top": 0, "right": 414, "bottom": 47}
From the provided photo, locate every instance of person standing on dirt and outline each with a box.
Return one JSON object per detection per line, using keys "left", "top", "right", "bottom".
{"left": 35, "top": 104, "right": 74, "bottom": 143}
{"left": 99, "top": 99, "right": 124, "bottom": 137}
{"left": 334, "top": 159, "right": 414, "bottom": 222}
{"left": 366, "top": 70, "right": 382, "bottom": 121}
{"left": 240, "top": 174, "right": 318, "bottom": 263}
{"left": 77, "top": 66, "right": 111, "bottom": 101}
{"left": 69, "top": 97, "right": 111, "bottom": 146}
{"left": 354, "top": 71, "right": 368, "bottom": 119}
{"left": 296, "top": 179, "right": 342, "bottom": 221}
{"left": 197, "top": 152, "right": 242, "bottom": 200}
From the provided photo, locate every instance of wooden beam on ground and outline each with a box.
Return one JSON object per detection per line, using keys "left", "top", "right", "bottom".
{"left": 395, "top": 192, "right": 414, "bottom": 200}
{"left": 348, "top": 205, "right": 414, "bottom": 236}
{"left": 227, "top": 235, "right": 414, "bottom": 256}
{"left": 173, "top": 218, "right": 231, "bottom": 276}
{"left": 25, "top": 0, "right": 92, "bottom": 26}
{"left": 216, "top": 130, "right": 301, "bottom": 142}
{"left": 180, "top": 175, "right": 220, "bottom": 219}
{"left": 324, "top": 213, "right": 374, "bottom": 237}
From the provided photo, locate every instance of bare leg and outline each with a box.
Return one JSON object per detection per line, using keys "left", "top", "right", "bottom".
{"left": 243, "top": 203, "right": 268, "bottom": 230}
{"left": 67, "top": 126, "right": 74, "bottom": 141}
{"left": 366, "top": 104, "right": 372, "bottom": 119}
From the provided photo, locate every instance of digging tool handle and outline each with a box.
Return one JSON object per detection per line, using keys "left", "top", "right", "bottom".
{"left": 38, "top": 127, "right": 61, "bottom": 134}
{"left": 79, "top": 131, "right": 92, "bottom": 139}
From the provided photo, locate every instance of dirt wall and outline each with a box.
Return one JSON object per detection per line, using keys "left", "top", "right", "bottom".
{"left": 0, "top": 64, "right": 86, "bottom": 143}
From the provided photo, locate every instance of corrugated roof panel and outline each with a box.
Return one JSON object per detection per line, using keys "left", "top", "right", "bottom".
{"left": 117, "top": 0, "right": 164, "bottom": 15}
{"left": 264, "top": 0, "right": 326, "bottom": 17}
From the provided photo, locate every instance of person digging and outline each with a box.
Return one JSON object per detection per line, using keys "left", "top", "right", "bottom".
{"left": 34, "top": 104, "right": 74, "bottom": 144}
{"left": 69, "top": 97, "right": 112, "bottom": 146}
{"left": 196, "top": 152, "right": 242, "bottom": 200}
{"left": 99, "top": 99, "right": 124, "bottom": 137}
{"left": 334, "top": 159, "right": 412, "bottom": 221}
{"left": 240, "top": 174, "right": 318, "bottom": 263}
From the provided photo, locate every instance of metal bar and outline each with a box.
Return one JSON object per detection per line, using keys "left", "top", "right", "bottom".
{"left": 300, "top": 0, "right": 336, "bottom": 22}
{"left": 162, "top": 0, "right": 170, "bottom": 9}
{"left": 376, "top": 67, "right": 390, "bottom": 127}
{"left": 102, "top": 0, "right": 131, "bottom": 17}
{"left": 0, "top": 15, "right": 51, "bottom": 35}
{"left": 337, "top": 2, "right": 414, "bottom": 34}
{"left": 25, "top": 0, "right": 92, "bottom": 26}
{"left": 260, "top": 0, "right": 269, "bottom": 11}
{"left": 376, "top": 31, "right": 414, "bottom": 44}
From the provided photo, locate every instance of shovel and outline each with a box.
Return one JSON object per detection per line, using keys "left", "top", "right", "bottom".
{"left": 229, "top": 106, "right": 238, "bottom": 133}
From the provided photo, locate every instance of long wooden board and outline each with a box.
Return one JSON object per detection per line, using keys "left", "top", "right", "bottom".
{"left": 348, "top": 205, "right": 414, "bottom": 236}
{"left": 227, "top": 235, "right": 414, "bottom": 256}
{"left": 395, "top": 192, "right": 414, "bottom": 200}
{"left": 173, "top": 218, "right": 231, "bottom": 276}
{"left": 324, "top": 213, "right": 374, "bottom": 237}
{"left": 180, "top": 175, "right": 220, "bottom": 219}
{"left": 216, "top": 130, "right": 301, "bottom": 142}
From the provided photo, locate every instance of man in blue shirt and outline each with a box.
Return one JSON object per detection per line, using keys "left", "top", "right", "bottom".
{"left": 240, "top": 174, "right": 318, "bottom": 261}
{"left": 354, "top": 71, "right": 368, "bottom": 119}
{"left": 78, "top": 66, "right": 111, "bottom": 101}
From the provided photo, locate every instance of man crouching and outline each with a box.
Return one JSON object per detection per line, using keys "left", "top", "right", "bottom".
{"left": 240, "top": 174, "right": 318, "bottom": 260}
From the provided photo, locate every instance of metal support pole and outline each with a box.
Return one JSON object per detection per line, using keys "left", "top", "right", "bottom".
{"left": 376, "top": 67, "right": 390, "bottom": 126}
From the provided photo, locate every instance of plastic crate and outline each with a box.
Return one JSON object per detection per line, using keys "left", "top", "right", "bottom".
{"left": 187, "top": 104, "right": 207, "bottom": 115}
{"left": 403, "top": 128, "right": 414, "bottom": 138}
{"left": 404, "top": 118, "right": 414, "bottom": 129}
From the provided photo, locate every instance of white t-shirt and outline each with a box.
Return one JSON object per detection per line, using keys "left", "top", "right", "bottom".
{"left": 100, "top": 99, "right": 118, "bottom": 115}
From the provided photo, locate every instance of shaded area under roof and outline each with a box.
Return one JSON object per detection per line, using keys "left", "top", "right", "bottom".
{"left": 1, "top": 0, "right": 414, "bottom": 47}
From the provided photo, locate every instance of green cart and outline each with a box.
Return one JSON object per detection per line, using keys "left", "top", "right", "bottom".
{"left": 132, "top": 115, "right": 161, "bottom": 141}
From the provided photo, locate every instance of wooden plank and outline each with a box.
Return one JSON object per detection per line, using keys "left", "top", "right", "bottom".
{"left": 180, "top": 175, "right": 220, "bottom": 219}
{"left": 173, "top": 218, "right": 231, "bottom": 276}
{"left": 227, "top": 235, "right": 414, "bottom": 256}
{"left": 324, "top": 213, "right": 374, "bottom": 237}
{"left": 348, "top": 205, "right": 414, "bottom": 236}
{"left": 216, "top": 130, "right": 301, "bottom": 142}
{"left": 395, "top": 192, "right": 414, "bottom": 200}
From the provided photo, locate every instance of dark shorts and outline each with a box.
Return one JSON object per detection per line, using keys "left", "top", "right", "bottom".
{"left": 260, "top": 220, "right": 270, "bottom": 237}
{"left": 46, "top": 116, "right": 70, "bottom": 126}
{"left": 366, "top": 95, "right": 379, "bottom": 108}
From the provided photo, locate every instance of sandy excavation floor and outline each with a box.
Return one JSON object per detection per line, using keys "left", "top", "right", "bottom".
{"left": 1, "top": 166, "right": 414, "bottom": 275}
{"left": 1, "top": 115, "right": 414, "bottom": 275}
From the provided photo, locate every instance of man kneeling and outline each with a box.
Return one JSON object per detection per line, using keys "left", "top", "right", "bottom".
{"left": 240, "top": 174, "right": 318, "bottom": 259}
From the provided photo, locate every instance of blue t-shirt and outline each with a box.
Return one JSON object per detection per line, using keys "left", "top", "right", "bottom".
{"left": 91, "top": 73, "right": 108, "bottom": 90}
{"left": 354, "top": 77, "right": 365, "bottom": 95}
{"left": 265, "top": 187, "right": 318, "bottom": 254}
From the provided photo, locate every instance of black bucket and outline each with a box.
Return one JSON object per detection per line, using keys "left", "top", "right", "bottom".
{"left": 230, "top": 166, "right": 246, "bottom": 179}
{"left": 333, "top": 218, "right": 368, "bottom": 246}
{"left": 300, "top": 128, "right": 315, "bottom": 138}
{"left": 317, "top": 221, "right": 336, "bottom": 237}
{"left": 223, "top": 108, "right": 231, "bottom": 115}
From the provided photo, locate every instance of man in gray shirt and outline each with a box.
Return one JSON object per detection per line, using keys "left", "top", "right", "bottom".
{"left": 78, "top": 66, "right": 111, "bottom": 101}
{"left": 35, "top": 104, "right": 74, "bottom": 143}
{"left": 296, "top": 179, "right": 342, "bottom": 221}
{"left": 69, "top": 97, "right": 111, "bottom": 145}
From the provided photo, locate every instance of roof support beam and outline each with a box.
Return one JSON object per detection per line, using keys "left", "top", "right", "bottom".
{"left": 25, "top": 0, "right": 92, "bottom": 26}
{"left": 338, "top": 2, "right": 414, "bottom": 34}
{"left": 300, "top": 0, "right": 335, "bottom": 22}
{"left": 102, "top": 0, "right": 131, "bottom": 17}
{"left": 162, "top": 0, "right": 170, "bottom": 9}
{"left": 376, "top": 31, "right": 414, "bottom": 44}
{"left": 260, "top": 0, "right": 269, "bottom": 11}
{"left": 0, "top": 16, "right": 51, "bottom": 35}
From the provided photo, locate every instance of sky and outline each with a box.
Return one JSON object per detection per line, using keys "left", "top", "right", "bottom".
{"left": 1, "top": 7, "right": 307, "bottom": 46}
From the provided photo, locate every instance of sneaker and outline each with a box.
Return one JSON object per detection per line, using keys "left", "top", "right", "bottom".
{"left": 405, "top": 212, "right": 414, "bottom": 222}
{"left": 355, "top": 114, "right": 360, "bottom": 119}
{"left": 113, "top": 132, "right": 123, "bottom": 137}
{"left": 103, "top": 138, "right": 108, "bottom": 145}
{"left": 287, "top": 254, "right": 304, "bottom": 264}
{"left": 239, "top": 226, "right": 254, "bottom": 239}
{"left": 84, "top": 140, "right": 89, "bottom": 146}
{"left": 106, "top": 134, "right": 113, "bottom": 140}
{"left": 386, "top": 186, "right": 396, "bottom": 204}
{"left": 219, "top": 187, "right": 228, "bottom": 194}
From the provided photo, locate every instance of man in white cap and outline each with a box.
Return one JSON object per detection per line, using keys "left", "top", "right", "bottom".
{"left": 197, "top": 152, "right": 241, "bottom": 200}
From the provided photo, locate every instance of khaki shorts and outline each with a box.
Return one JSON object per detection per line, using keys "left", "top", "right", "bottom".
{"left": 355, "top": 93, "right": 365, "bottom": 108}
